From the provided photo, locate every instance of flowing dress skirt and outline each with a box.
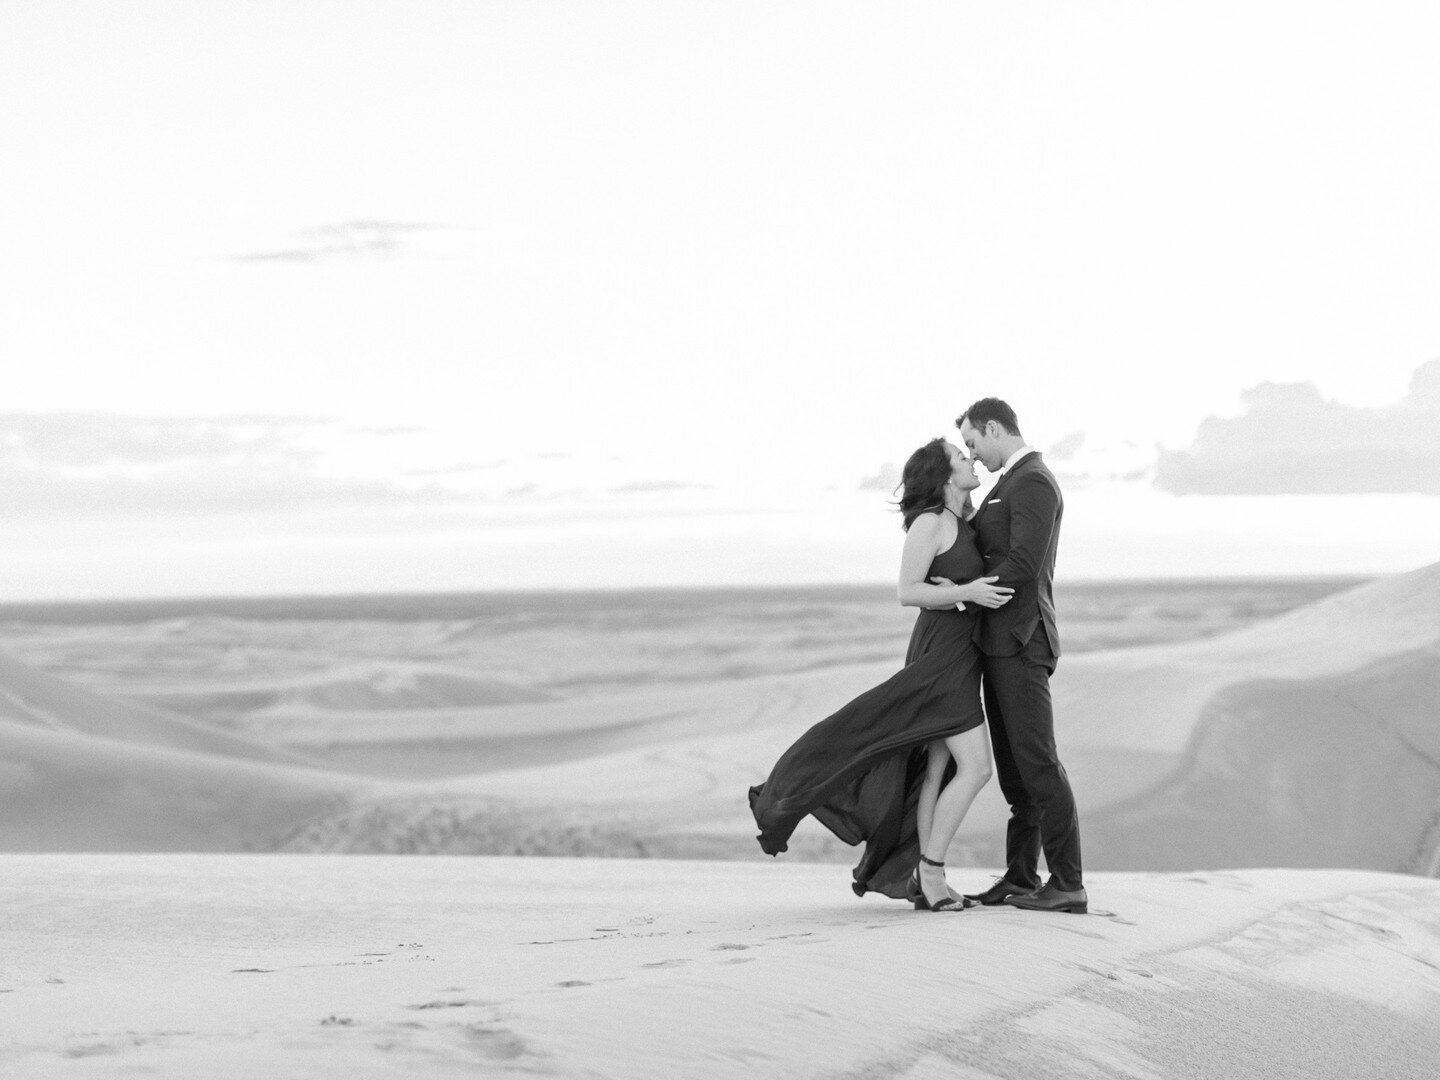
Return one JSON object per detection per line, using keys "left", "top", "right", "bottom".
{"left": 748, "top": 604, "right": 985, "bottom": 899}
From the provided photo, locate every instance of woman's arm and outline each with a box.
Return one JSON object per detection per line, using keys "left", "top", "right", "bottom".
{"left": 897, "top": 515, "right": 952, "bottom": 608}
{"left": 896, "top": 515, "right": 1012, "bottom": 609}
{"left": 929, "top": 575, "right": 1013, "bottom": 609}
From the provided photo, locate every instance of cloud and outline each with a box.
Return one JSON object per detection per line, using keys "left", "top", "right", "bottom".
{"left": 351, "top": 424, "right": 431, "bottom": 437}
{"left": 1040, "top": 431, "right": 1154, "bottom": 489}
{"left": 401, "top": 460, "right": 507, "bottom": 479}
{"left": 858, "top": 462, "right": 900, "bottom": 492}
{"left": 0, "top": 415, "right": 739, "bottom": 522}
{"left": 0, "top": 414, "right": 451, "bottom": 518}
{"left": 0, "top": 413, "right": 319, "bottom": 470}
{"left": 1155, "top": 358, "right": 1440, "bottom": 495}
{"left": 1046, "top": 431, "right": 1086, "bottom": 461}
{"left": 227, "top": 220, "right": 468, "bottom": 264}
{"left": 609, "top": 480, "right": 712, "bottom": 494}
{"left": 861, "top": 432, "right": 1129, "bottom": 494}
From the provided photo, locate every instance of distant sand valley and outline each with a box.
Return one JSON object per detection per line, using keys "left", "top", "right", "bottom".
{"left": 1, "top": 571, "right": 1436, "bottom": 877}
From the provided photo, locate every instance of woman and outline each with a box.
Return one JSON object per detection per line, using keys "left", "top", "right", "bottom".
{"left": 748, "top": 438, "right": 1010, "bottom": 911}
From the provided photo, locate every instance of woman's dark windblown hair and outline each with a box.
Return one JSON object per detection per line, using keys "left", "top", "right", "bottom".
{"left": 896, "top": 438, "right": 953, "bottom": 531}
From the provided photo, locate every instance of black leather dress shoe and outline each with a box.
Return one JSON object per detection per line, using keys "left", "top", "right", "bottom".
{"left": 962, "top": 878, "right": 1037, "bottom": 906}
{"left": 1004, "top": 881, "right": 1088, "bottom": 914}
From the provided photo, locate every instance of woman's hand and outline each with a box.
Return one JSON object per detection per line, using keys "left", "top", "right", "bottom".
{"left": 930, "top": 575, "right": 1014, "bottom": 609}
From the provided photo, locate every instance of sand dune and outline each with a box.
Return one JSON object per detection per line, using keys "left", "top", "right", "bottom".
{"left": 0, "top": 565, "right": 1435, "bottom": 870}
{"left": 1084, "top": 645, "right": 1440, "bottom": 874}
{"left": 1, "top": 856, "right": 1437, "bottom": 1079}
{"left": 0, "top": 650, "right": 314, "bottom": 767}
{"left": 253, "top": 660, "right": 902, "bottom": 777}
{"left": 410, "top": 561, "right": 1440, "bottom": 870}
{"left": 0, "top": 645, "right": 379, "bottom": 851}
{"left": 1051, "top": 559, "right": 1440, "bottom": 756}
{"left": 134, "top": 664, "right": 558, "bottom": 721}
{"left": 0, "top": 718, "right": 370, "bottom": 851}
{"left": 2, "top": 576, "right": 1433, "bottom": 1076}
{"left": 1058, "top": 561, "right": 1440, "bottom": 873}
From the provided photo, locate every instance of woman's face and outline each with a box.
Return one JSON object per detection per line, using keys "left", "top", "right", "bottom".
{"left": 946, "top": 442, "right": 980, "bottom": 491}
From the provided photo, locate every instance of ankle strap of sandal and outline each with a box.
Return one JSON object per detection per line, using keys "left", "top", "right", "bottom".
{"left": 920, "top": 854, "right": 945, "bottom": 868}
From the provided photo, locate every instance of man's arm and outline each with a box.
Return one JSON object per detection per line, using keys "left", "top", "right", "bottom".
{"left": 988, "top": 473, "right": 1058, "bottom": 588}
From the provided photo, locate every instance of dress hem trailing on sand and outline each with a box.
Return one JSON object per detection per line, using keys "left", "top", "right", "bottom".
{"left": 748, "top": 517, "right": 986, "bottom": 901}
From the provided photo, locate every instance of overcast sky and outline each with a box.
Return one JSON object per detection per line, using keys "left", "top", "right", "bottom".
{"left": 3, "top": 1, "right": 1439, "bottom": 600}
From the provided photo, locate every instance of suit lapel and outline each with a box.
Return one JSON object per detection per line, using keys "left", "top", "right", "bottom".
{"left": 976, "top": 464, "right": 1016, "bottom": 517}
{"left": 975, "top": 452, "right": 1040, "bottom": 517}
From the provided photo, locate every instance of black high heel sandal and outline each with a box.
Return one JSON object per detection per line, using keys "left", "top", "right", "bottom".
{"left": 914, "top": 854, "right": 967, "bottom": 912}
{"left": 906, "top": 868, "right": 931, "bottom": 911}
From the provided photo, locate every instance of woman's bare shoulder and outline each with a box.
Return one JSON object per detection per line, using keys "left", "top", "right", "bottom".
{"left": 906, "top": 509, "right": 945, "bottom": 536}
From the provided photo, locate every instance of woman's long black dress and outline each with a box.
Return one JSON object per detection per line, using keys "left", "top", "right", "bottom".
{"left": 748, "top": 511, "right": 986, "bottom": 900}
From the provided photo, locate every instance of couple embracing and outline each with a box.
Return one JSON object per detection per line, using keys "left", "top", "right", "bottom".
{"left": 748, "top": 397, "right": 1086, "bottom": 914}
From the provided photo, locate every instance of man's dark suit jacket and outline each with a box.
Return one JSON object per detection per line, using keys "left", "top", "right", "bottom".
{"left": 970, "top": 451, "right": 1062, "bottom": 659}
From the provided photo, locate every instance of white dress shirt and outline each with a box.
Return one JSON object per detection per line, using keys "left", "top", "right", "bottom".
{"left": 998, "top": 445, "right": 1036, "bottom": 476}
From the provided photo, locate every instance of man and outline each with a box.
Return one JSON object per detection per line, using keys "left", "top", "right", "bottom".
{"left": 956, "top": 398, "right": 1086, "bottom": 913}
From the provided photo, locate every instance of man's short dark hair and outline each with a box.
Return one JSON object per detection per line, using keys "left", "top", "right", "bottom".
{"left": 957, "top": 397, "right": 1022, "bottom": 438}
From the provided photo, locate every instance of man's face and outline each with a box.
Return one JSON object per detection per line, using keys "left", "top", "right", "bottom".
{"left": 958, "top": 419, "right": 1003, "bottom": 472}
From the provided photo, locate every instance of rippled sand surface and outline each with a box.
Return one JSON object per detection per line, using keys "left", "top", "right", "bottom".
{"left": 3, "top": 856, "right": 1438, "bottom": 1079}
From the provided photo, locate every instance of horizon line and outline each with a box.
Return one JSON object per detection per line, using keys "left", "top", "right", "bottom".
{"left": 0, "top": 571, "right": 1379, "bottom": 614}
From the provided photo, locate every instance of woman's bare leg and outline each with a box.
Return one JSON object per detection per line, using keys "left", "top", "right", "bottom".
{"left": 918, "top": 725, "right": 994, "bottom": 907}
{"left": 916, "top": 740, "right": 950, "bottom": 856}
{"left": 915, "top": 740, "right": 963, "bottom": 901}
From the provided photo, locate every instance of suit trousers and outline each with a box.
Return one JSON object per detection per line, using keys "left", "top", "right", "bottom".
{"left": 982, "top": 635, "right": 1083, "bottom": 892}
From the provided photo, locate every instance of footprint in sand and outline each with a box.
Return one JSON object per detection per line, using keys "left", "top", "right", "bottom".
{"left": 641, "top": 959, "right": 689, "bottom": 969}
{"left": 555, "top": 980, "right": 590, "bottom": 988}
{"left": 710, "top": 943, "right": 751, "bottom": 951}
{"left": 1055, "top": 924, "right": 1106, "bottom": 940}
{"left": 1089, "top": 909, "right": 1135, "bottom": 924}
{"left": 1321, "top": 912, "right": 1402, "bottom": 940}
{"left": 408, "top": 999, "right": 482, "bottom": 1011}
{"left": 462, "top": 1025, "right": 528, "bottom": 1062}
{"left": 62, "top": 1043, "right": 119, "bottom": 1058}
